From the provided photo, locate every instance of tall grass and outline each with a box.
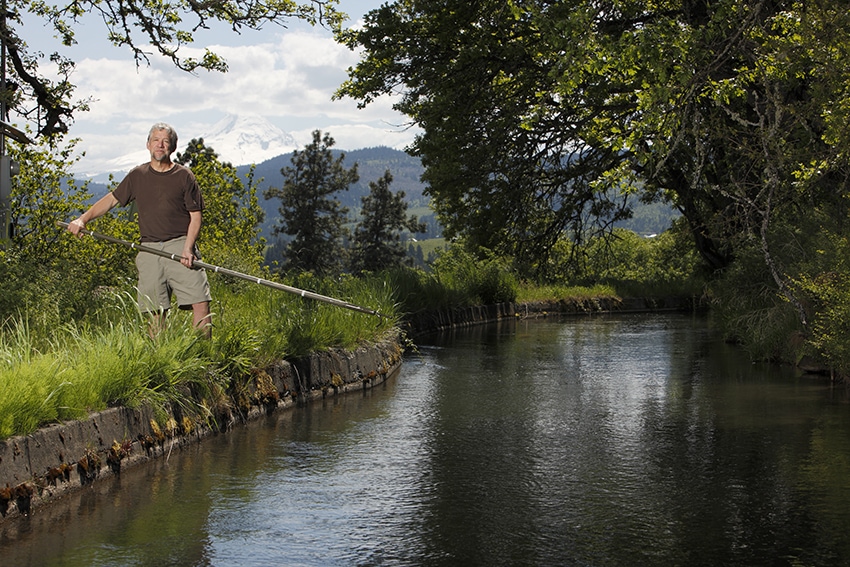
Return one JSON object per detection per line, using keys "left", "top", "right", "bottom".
{"left": 516, "top": 283, "right": 619, "bottom": 303}
{"left": 211, "top": 272, "right": 399, "bottom": 359}
{"left": 0, "top": 293, "right": 220, "bottom": 438}
{"left": 379, "top": 248, "right": 520, "bottom": 314}
{"left": 0, "top": 272, "right": 399, "bottom": 440}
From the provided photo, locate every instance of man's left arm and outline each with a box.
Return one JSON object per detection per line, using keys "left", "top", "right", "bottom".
{"left": 181, "top": 210, "right": 202, "bottom": 268}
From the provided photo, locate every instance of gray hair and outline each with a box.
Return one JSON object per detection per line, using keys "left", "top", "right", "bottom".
{"left": 147, "top": 122, "right": 178, "bottom": 152}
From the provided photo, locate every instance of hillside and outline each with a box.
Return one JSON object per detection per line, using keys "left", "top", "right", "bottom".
{"left": 240, "top": 146, "right": 428, "bottom": 238}
{"left": 242, "top": 146, "right": 427, "bottom": 204}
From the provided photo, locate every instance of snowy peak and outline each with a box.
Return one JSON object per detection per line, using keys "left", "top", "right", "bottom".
{"left": 200, "top": 114, "right": 298, "bottom": 166}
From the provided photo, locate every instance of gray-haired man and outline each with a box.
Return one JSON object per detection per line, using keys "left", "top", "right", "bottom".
{"left": 67, "top": 122, "right": 212, "bottom": 337}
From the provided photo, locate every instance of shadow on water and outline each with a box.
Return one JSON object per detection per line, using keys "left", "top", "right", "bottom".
{"left": 2, "top": 313, "right": 850, "bottom": 566}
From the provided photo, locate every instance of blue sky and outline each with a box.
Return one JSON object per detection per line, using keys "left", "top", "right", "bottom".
{"left": 19, "top": 0, "right": 417, "bottom": 174}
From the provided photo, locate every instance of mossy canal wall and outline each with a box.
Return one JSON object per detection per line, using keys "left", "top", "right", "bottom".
{"left": 0, "top": 296, "right": 700, "bottom": 523}
{"left": 0, "top": 336, "right": 405, "bottom": 522}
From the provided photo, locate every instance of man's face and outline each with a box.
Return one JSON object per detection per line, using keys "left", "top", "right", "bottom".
{"left": 147, "top": 129, "right": 172, "bottom": 162}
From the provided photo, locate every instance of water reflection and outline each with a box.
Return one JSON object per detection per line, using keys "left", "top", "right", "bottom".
{"left": 2, "top": 314, "right": 849, "bottom": 566}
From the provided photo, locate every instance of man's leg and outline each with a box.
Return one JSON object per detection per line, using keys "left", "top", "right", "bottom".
{"left": 192, "top": 301, "right": 212, "bottom": 338}
{"left": 158, "top": 238, "right": 212, "bottom": 338}
{"left": 148, "top": 310, "right": 167, "bottom": 339}
{"left": 136, "top": 251, "right": 170, "bottom": 339}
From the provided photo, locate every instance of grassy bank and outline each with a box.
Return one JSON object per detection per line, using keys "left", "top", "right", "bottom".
{"left": 0, "top": 269, "right": 640, "bottom": 441}
{"left": 0, "top": 275, "right": 399, "bottom": 440}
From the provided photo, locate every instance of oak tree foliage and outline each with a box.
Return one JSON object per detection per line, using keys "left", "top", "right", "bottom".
{"left": 0, "top": 0, "right": 344, "bottom": 138}
{"left": 337, "top": 0, "right": 850, "bottom": 293}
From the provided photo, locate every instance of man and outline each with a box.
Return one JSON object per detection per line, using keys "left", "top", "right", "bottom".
{"left": 67, "top": 122, "right": 212, "bottom": 337}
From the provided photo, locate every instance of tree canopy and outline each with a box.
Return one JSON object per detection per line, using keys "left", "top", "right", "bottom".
{"left": 337, "top": 0, "right": 850, "bottom": 287}
{"left": 0, "top": 0, "right": 344, "bottom": 138}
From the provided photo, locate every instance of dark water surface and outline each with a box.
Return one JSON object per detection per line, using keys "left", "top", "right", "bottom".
{"left": 2, "top": 314, "right": 850, "bottom": 566}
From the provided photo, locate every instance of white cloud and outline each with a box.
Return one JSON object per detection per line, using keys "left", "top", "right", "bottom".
{"left": 28, "top": 18, "right": 417, "bottom": 174}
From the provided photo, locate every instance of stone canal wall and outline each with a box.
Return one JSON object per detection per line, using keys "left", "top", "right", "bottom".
{"left": 0, "top": 335, "right": 404, "bottom": 522}
{"left": 403, "top": 296, "right": 700, "bottom": 337}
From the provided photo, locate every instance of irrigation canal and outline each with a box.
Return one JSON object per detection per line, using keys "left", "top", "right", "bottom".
{"left": 1, "top": 312, "right": 849, "bottom": 566}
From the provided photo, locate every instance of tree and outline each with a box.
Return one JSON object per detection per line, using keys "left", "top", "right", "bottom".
{"left": 350, "top": 169, "right": 425, "bottom": 272}
{"left": 264, "top": 130, "right": 358, "bottom": 275}
{"left": 175, "top": 138, "right": 265, "bottom": 273}
{"left": 7, "top": 134, "right": 90, "bottom": 262}
{"left": 0, "top": 0, "right": 344, "bottom": 138}
{"left": 0, "top": 134, "right": 138, "bottom": 321}
{"left": 336, "top": 0, "right": 850, "bottom": 290}
{"left": 336, "top": 0, "right": 640, "bottom": 278}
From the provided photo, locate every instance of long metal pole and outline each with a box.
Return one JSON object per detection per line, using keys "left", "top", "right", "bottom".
{"left": 58, "top": 221, "right": 386, "bottom": 318}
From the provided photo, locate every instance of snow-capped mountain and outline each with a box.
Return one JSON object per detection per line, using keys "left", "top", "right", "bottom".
{"left": 200, "top": 114, "right": 298, "bottom": 166}
{"left": 79, "top": 114, "right": 298, "bottom": 182}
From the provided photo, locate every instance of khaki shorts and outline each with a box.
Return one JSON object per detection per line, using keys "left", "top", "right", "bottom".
{"left": 135, "top": 237, "right": 212, "bottom": 313}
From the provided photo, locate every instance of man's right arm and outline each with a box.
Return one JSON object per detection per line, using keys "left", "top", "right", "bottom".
{"left": 67, "top": 193, "right": 119, "bottom": 236}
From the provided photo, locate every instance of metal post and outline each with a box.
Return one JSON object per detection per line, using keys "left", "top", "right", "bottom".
{"left": 0, "top": 0, "right": 7, "bottom": 240}
{"left": 0, "top": 7, "right": 30, "bottom": 240}
{"left": 1, "top": 0, "right": 6, "bottom": 155}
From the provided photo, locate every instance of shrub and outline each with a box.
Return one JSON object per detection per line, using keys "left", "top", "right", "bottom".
{"left": 431, "top": 245, "right": 518, "bottom": 305}
{"left": 709, "top": 242, "right": 803, "bottom": 362}
{"left": 579, "top": 222, "right": 705, "bottom": 297}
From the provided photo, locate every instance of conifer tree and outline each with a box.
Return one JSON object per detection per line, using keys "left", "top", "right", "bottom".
{"left": 264, "top": 130, "right": 358, "bottom": 275}
{"left": 350, "top": 170, "right": 425, "bottom": 273}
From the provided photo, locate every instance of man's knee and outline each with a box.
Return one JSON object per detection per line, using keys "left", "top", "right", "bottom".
{"left": 192, "top": 301, "right": 212, "bottom": 337}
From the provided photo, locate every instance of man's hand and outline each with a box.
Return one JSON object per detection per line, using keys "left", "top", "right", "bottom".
{"left": 67, "top": 218, "right": 86, "bottom": 237}
{"left": 66, "top": 194, "right": 118, "bottom": 237}
{"left": 180, "top": 243, "right": 195, "bottom": 268}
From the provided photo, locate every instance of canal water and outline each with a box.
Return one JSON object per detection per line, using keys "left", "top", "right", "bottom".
{"left": 2, "top": 313, "right": 850, "bottom": 566}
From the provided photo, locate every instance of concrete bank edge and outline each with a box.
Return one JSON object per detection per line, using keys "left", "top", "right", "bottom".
{"left": 403, "top": 296, "right": 699, "bottom": 337}
{"left": 0, "top": 334, "right": 405, "bottom": 523}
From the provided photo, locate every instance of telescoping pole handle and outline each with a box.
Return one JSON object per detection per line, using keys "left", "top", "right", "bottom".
{"left": 57, "top": 221, "right": 386, "bottom": 318}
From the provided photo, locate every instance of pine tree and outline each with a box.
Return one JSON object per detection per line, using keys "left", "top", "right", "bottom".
{"left": 264, "top": 130, "right": 358, "bottom": 275}
{"left": 350, "top": 170, "right": 425, "bottom": 273}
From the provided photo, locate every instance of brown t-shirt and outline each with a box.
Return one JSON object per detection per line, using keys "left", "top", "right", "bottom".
{"left": 112, "top": 163, "right": 204, "bottom": 242}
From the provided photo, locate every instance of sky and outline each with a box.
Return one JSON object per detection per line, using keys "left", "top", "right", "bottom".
{"left": 17, "top": 0, "right": 417, "bottom": 174}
